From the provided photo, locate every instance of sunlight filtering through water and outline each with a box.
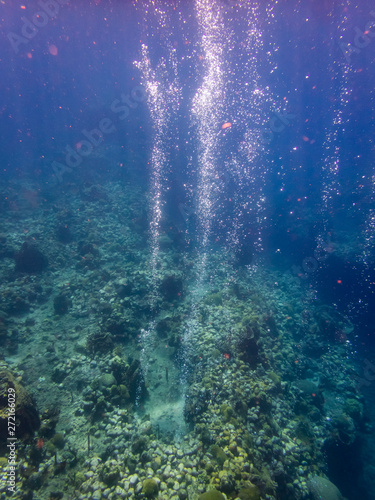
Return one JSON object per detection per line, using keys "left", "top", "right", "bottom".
{"left": 134, "top": 1, "right": 186, "bottom": 433}
{"left": 1, "top": 0, "right": 375, "bottom": 498}
{"left": 192, "top": 0, "right": 226, "bottom": 277}
{"left": 220, "top": 1, "right": 277, "bottom": 254}
{"left": 318, "top": 0, "right": 351, "bottom": 233}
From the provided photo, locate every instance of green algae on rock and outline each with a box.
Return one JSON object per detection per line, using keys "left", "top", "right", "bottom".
{"left": 198, "top": 489, "right": 226, "bottom": 500}
{"left": 142, "top": 478, "right": 159, "bottom": 497}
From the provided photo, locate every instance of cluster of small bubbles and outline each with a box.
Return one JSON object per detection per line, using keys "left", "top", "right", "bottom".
{"left": 215, "top": 2, "right": 278, "bottom": 253}
{"left": 133, "top": 2, "right": 183, "bottom": 408}
{"left": 192, "top": 0, "right": 226, "bottom": 244}
{"left": 319, "top": 1, "right": 352, "bottom": 226}
{"left": 132, "top": 0, "right": 372, "bottom": 433}
{"left": 362, "top": 209, "right": 375, "bottom": 265}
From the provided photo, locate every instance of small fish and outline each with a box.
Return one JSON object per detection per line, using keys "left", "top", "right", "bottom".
{"left": 221, "top": 122, "right": 232, "bottom": 130}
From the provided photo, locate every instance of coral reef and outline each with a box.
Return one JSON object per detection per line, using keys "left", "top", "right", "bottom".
{"left": 14, "top": 242, "right": 48, "bottom": 273}
{"left": 0, "top": 367, "right": 40, "bottom": 444}
{"left": 0, "top": 179, "right": 366, "bottom": 500}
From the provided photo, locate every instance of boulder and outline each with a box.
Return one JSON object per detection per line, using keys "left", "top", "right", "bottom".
{"left": 307, "top": 476, "right": 344, "bottom": 500}
{"left": 0, "top": 369, "right": 40, "bottom": 443}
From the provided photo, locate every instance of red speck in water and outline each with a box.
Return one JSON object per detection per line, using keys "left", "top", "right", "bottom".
{"left": 36, "top": 438, "right": 44, "bottom": 449}
{"left": 49, "top": 45, "right": 58, "bottom": 56}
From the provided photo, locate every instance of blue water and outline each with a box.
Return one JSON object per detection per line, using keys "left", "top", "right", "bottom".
{"left": 1, "top": 1, "right": 375, "bottom": 499}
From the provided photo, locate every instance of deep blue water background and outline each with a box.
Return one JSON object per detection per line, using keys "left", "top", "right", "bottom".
{"left": 0, "top": 1, "right": 374, "bottom": 328}
{"left": 1, "top": 1, "right": 375, "bottom": 332}
{"left": 1, "top": 2, "right": 375, "bottom": 499}
{"left": 1, "top": 0, "right": 375, "bottom": 407}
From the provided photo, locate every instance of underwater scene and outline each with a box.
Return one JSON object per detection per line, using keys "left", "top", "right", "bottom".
{"left": 1, "top": 1, "right": 375, "bottom": 499}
